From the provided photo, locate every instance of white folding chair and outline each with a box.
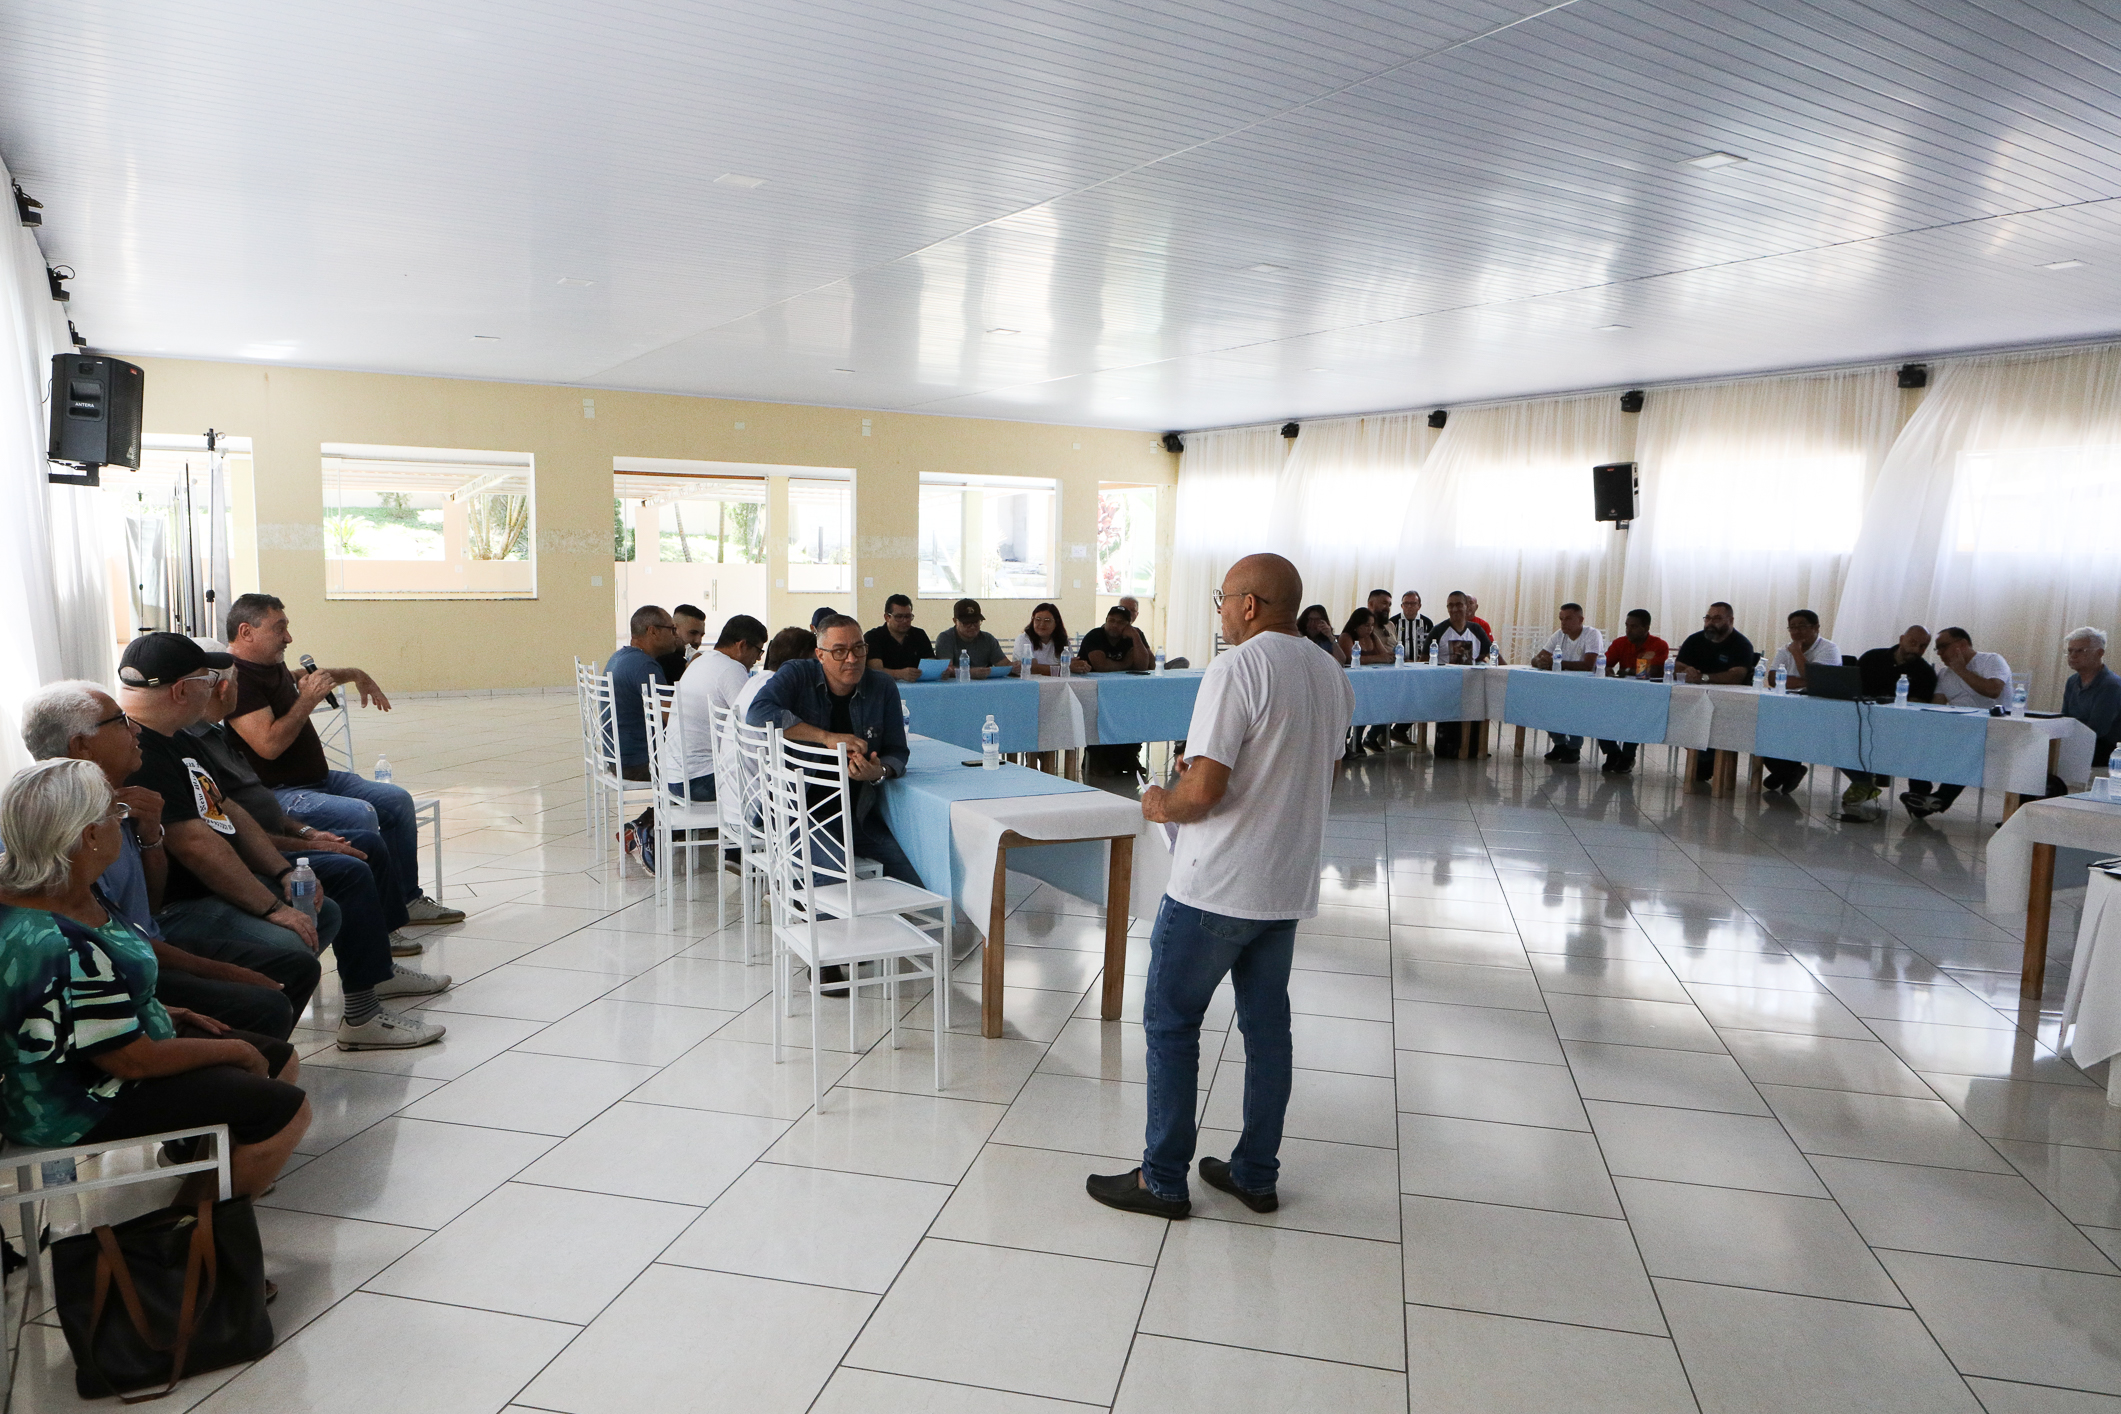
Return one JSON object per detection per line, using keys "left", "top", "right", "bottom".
{"left": 731, "top": 715, "right": 885, "bottom": 965}
{"left": 574, "top": 658, "right": 605, "bottom": 845}
{"left": 307, "top": 698, "right": 449, "bottom": 903}
{"left": 643, "top": 681, "right": 723, "bottom": 913}
{"left": 760, "top": 730, "right": 949, "bottom": 1111}
{"left": 581, "top": 668, "right": 657, "bottom": 871}
{"left": 1, "top": 1125, "right": 233, "bottom": 1399}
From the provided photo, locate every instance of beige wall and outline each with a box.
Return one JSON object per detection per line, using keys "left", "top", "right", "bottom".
{"left": 133, "top": 359, "right": 1177, "bottom": 692}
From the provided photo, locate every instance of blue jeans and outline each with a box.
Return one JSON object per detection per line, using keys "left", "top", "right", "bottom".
{"left": 1141, "top": 897, "right": 1297, "bottom": 1201}
{"left": 669, "top": 774, "right": 716, "bottom": 802}
{"left": 291, "top": 850, "right": 398, "bottom": 992}
{"left": 158, "top": 882, "right": 338, "bottom": 1028}
{"left": 276, "top": 772, "right": 421, "bottom": 901}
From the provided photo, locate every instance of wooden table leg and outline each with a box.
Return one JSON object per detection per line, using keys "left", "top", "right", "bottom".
{"left": 983, "top": 845, "right": 1010, "bottom": 1038}
{"left": 2024, "top": 841, "right": 2056, "bottom": 1000}
{"left": 1417, "top": 723, "right": 1428, "bottom": 755}
{"left": 1459, "top": 722, "right": 1475, "bottom": 760}
{"left": 1102, "top": 836, "right": 1133, "bottom": 1021}
{"left": 1513, "top": 725, "right": 1526, "bottom": 757}
{"left": 1713, "top": 750, "right": 1735, "bottom": 798}
{"left": 1748, "top": 756, "right": 1764, "bottom": 795}
{"left": 2004, "top": 792, "right": 2024, "bottom": 821}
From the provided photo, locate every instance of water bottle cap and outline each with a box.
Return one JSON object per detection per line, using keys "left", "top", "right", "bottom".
{"left": 298, "top": 857, "right": 310, "bottom": 867}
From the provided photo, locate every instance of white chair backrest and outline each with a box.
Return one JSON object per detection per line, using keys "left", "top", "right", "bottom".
{"left": 315, "top": 699, "right": 356, "bottom": 773}
{"left": 731, "top": 714, "right": 776, "bottom": 845}
{"left": 773, "top": 734, "right": 861, "bottom": 900}
{"left": 582, "top": 670, "right": 624, "bottom": 776}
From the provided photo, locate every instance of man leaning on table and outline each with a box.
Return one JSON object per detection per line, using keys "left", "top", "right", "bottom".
{"left": 1675, "top": 601, "right": 1759, "bottom": 784}
{"left": 1759, "top": 609, "right": 1843, "bottom": 794}
{"left": 933, "top": 599, "right": 1013, "bottom": 679}
{"left": 1088, "top": 552, "right": 1353, "bottom": 1219}
{"left": 1530, "top": 602, "right": 1603, "bottom": 765}
{"left": 1902, "top": 627, "right": 2009, "bottom": 820}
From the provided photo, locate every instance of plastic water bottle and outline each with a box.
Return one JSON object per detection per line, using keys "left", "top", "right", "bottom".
{"left": 981, "top": 715, "right": 1000, "bottom": 770}
{"left": 2105, "top": 743, "right": 2121, "bottom": 798}
{"left": 1486, "top": 644, "right": 1501, "bottom": 668}
{"left": 1154, "top": 647, "right": 1166, "bottom": 675}
{"left": 373, "top": 755, "right": 392, "bottom": 783}
{"left": 2011, "top": 675, "right": 2028, "bottom": 717}
{"left": 900, "top": 698, "right": 911, "bottom": 731}
{"left": 1059, "top": 644, "right": 1072, "bottom": 674}
{"left": 1894, "top": 675, "right": 1909, "bottom": 706}
{"left": 1016, "top": 634, "right": 1033, "bottom": 671}
{"left": 1752, "top": 661, "right": 1767, "bottom": 691}
{"left": 1591, "top": 649, "right": 1604, "bottom": 677}
{"left": 1393, "top": 638, "right": 1405, "bottom": 667}
{"left": 289, "top": 858, "right": 320, "bottom": 920}
{"left": 1429, "top": 639, "right": 1441, "bottom": 667}
{"left": 959, "top": 649, "right": 972, "bottom": 682}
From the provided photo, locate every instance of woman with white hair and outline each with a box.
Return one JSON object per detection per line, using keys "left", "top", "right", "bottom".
{"left": 0, "top": 759, "right": 309, "bottom": 1202}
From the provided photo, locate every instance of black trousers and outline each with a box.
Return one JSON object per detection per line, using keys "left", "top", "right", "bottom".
{"left": 1908, "top": 779, "right": 1965, "bottom": 808}
{"left": 1598, "top": 740, "right": 1637, "bottom": 767}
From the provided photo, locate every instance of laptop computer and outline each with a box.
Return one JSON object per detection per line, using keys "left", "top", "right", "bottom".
{"left": 1801, "top": 663, "right": 1886, "bottom": 702}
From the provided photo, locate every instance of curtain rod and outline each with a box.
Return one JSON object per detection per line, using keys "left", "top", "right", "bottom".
{"left": 1177, "top": 331, "right": 2121, "bottom": 439}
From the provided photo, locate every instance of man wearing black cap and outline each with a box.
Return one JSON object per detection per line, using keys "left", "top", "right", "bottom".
{"left": 117, "top": 633, "right": 450, "bottom": 1052}
{"left": 932, "top": 598, "right": 1012, "bottom": 680}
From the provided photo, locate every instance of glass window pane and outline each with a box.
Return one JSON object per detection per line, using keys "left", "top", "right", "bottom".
{"left": 919, "top": 475, "right": 1054, "bottom": 597}
{"left": 320, "top": 447, "right": 535, "bottom": 599}
{"left": 919, "top": 485, "right": 966, "bottom": 595}
{"left": 1097, "top": 485, "right": 1156, "bottom": 596}
{"left": 787, "top": 479, "right": 852, "bottom": 593}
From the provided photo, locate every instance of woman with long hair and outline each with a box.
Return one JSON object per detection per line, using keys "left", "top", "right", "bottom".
{"left": 1016, "top": 603, "right": 1074, "bottom": 677}
{"left": 1298, "top": 605, "right": 1345, "bottom": 664}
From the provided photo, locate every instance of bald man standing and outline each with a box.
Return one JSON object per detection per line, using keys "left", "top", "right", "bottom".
{"left": 1089, "top": 553, "right": 1353, "bottom": 1218}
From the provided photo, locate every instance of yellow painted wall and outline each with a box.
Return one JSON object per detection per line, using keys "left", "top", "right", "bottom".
{"left": 132, "top": 358, "right": 1177, "bottom": 692}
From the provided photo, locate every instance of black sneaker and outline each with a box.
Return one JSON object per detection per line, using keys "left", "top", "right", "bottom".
{"left": 1900, "top": 791, "right": 1940, "bottom": 819}
{"left": 1086, "top": 1168, "right": 1189, "bottom": 1218}
{"left": 1199, "top": 1156, "right": 1278, "bottom": 1212}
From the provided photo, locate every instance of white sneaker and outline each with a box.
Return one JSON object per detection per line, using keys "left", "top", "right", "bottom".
{"left": 374, "top": 964, "right": 451, "bottom": 998}
{"left": 403, "top": 896, "right": 464, "bottom": 925}
{"left": 389, "top": 930, "right": 424, "bottom": 957}
{"left": 336, "top": 1010, "right": 447, "bottom": 1050}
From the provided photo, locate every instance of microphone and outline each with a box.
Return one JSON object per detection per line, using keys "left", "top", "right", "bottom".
{"left": 299, "top": 654, "right": 340, "bottom": 709}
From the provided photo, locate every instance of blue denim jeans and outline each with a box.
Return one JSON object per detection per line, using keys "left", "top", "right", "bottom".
{"left": 669, "top": 773, "right": 716, "bottom": 802}
{"left": 157, "top": 882, "right": 338, "bottom": 1027}
{"left": 275, "top": 771, "right": 421, "bottom": 901}
{"left": 291, "top": 850, "right": 398, "bottom": 992}
{"left": 1141, "top": 897, "right": 1297, "bottom": 1201}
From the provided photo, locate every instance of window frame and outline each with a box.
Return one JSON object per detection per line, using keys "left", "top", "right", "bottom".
{"left": 916, "top": 472, "right": 1060, "bottom": 600}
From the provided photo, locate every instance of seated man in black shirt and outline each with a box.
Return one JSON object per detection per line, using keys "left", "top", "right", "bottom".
{"left": 1838, "top": 626, "right": 1937, "bottom": 817}
{"left": 1675, "top": 601, "right": 1759, "bottom": 782}
{"left": 864, "top": 594, "right": 935, "bottom": 681}
{"left": 1081, "top": 605, "right": 1154, "bottom": 776}
{"left": 658, "top": 603, "right": 707, "bottom": 682}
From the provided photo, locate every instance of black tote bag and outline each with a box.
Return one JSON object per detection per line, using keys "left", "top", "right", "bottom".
{"left": 51, "top": 1198, "right": 274, "bottom": 1400}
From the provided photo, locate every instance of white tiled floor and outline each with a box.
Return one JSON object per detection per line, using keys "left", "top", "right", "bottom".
{"left": 11, "top": 693, "right": 2118, "bottom": 1412}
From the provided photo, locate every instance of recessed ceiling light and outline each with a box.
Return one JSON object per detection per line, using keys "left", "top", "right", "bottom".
{"left": 1307, "top": 367, "right": 1332, "bottom": 373}
{"left": 1247, "top": 263, "right": 1285, "bottom": 273}
{"left": 472, "top": 334, "right": 501, "bottom": 341}
{"left": 986, "top": 327, "right": 1020, "bottom": 335}
{"left": 2040, "top": 259, "right": 2087, "bottom": 270}
{"left": 1595, "top": 323, "right": 1631, "bottom": 331}
{"left": 556, "top": 276, "right": 594, "bottom": 287}
{"left": 1682, "top": 151, "right": 1746, "bottom": 169}
{"left": 714, "top": 173, "right": 767, "bottom": 189}
{"left": 833, "top": 367, "right": 855, "bottom": 373}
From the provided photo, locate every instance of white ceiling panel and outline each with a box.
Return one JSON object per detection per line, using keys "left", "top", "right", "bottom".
{"left": 4, "top": 0, "right": 2119, "bottom": 429}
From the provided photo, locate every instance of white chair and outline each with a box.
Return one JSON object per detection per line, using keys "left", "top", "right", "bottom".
{"left": 574, "top": 658, "right": 605, "bottom": 849}
{"left": 581, "top": 668, "right": 658, "bottom": 872}
{"left": 731, "top": 714, "right": 886, "bottom": 965}
{"left": 313, "top": 699, "right": 449, "bottom": 903}
{"left": 1, "top": 1125, "right": 233, "bottom": 1398}
{"left": 759, "top": 730, "right": 949, "bottom": 1111}
{"left": 642, "top": 681, "right": 724, "bottom": 915}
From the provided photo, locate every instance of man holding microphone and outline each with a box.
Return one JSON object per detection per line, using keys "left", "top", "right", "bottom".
{"left": 1088, "top": 553, "right": 1353, "bottom": 1217}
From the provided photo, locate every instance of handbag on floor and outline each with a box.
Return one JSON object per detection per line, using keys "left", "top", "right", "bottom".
{"left": 51, "top": 1197, "right": 274, "bottom": 1401}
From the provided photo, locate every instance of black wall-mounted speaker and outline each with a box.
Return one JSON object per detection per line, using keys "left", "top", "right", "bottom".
{"left": 48, "top": 354, "right": 143, "bottom": 482}
{"left": 1161, "top": 432, "right": 1184, "bottom": 454}
{"left": 1427, "top": 410, "right": 1447, "bottom": 429}
{"left": 1593, "top": 461, "right": 1638, "bottom": 523}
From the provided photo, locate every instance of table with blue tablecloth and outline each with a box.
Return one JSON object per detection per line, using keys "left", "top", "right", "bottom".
{"left": 876, "top": 736, "right": 1161, "bottom": 1036}
{"left": 897, "top": 678, "right": 1042, "bottom": 754}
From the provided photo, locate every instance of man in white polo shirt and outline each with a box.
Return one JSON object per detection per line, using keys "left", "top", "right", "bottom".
{"left": 1903, "top": 626, "right": 2009, "bottom": 819}
{"left": 1530, "top": 602, "right": 1603, "bottom": 763}
{"left": 1088, "top": 553, "right": 1353, "bottom": 1219}
{"left": 1761, "top": 608, "right": 1843, "bottom": 793}
{"left": 669, "top": 614, "right": 767, "bottom": 802}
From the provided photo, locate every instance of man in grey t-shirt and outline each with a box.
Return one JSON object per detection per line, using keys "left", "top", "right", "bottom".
{"left": 932, "top": 598, "right": 1013, "bottom": 679}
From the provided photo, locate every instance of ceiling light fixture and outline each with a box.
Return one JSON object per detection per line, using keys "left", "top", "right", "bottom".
{"left": 1247, "top": 263, "right": 1285, "bottom": 273}
{"left": 714, "top": 173, "right": 767, "bottom": 189}
{"left": 2040, "top": 259, "right": 2087, "bottom": 270}
{"left": 834, "top": 367, "right": 855, "bottom": 373}
{"left": 1596, "top": 323, "right": 1631, "bottom": 331}
{"left": 986, "top": 327, "right": 1020, "bottom": 335}
{"left": 556, "top": 276, "right": 594, "bottom": 287}
{"left": 472, "top": 334, "right": 501, "bottom": 341}
{"left": 1682, "top": 151, "right": 1746, "bottom": 169}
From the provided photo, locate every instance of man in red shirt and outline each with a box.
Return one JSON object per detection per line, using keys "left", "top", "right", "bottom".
{"left": 1599, "top": 609, "right": 1670, "bottom": 774}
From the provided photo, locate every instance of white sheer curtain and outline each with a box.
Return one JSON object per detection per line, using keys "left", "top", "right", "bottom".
{"left": 1167, "top": 425, "right": 1285, "bottom": 664}
{"left": 1268, "top": 412, "right": 1429, "bottom": 627}
{"left": 1621, "top": 367, "right": 1899, "bottom": 652}
{"left": 1838, "top": 346, "right": 2121, "bottom": 706}
{"left": 1391, "top": 394, "right": 1627, "bottom": 657}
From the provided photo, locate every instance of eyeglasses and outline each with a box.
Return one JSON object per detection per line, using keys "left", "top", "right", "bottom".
{"left": 1212, "top": 590, "right": 1271, "bottom": 609}
{"left": 101, "top": 801, "right": 131, "bottom": 824}
{"left": 95, "top": 708, "right": 131, "bottom": 731}
{"left": 819, "top": 646, "right": 863, "bottom": 661}
{"left": 887, "top": 612, "right": 913, "bottom": 623}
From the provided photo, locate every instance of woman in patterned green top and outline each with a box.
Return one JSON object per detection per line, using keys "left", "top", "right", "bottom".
{"left": 0, "top": 760, "right": 309, "bottom": 1202}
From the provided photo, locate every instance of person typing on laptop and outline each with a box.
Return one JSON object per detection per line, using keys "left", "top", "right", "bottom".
{"left": 1901, "top": 627, "right": 2008, "bottom": 820}
{"left": 1760, "top": 610, "right": 1842, "bottom": 793}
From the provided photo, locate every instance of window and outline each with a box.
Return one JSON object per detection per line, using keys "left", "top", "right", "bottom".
{"left": 1097, "top": 484, "right": 1157, "bottom": 597}
{"left": 787, "top": 478, "right": 852, "bottom": 593}
{"left": 322, "top": 444, "right": 535, "bottom": 599}
{"left": 1954, "top": 445, "right": 2121, "bottom": 555}
{"left": 662, "top": 496, "right": 766, "bottom": 564}
{"left": 1656, "top": 454, "right": 1865, "bottom": 555}
{"left": 919, "top": 473, "right": 1056, "bottom": 598}
{"left": 1457, "top": 462, "right": 1609, "bottom": 552}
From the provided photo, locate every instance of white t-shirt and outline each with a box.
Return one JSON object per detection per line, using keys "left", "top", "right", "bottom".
{"left": 1166, "top": 630, "right": 1355, "bottom": 921}
{"left": 718, "top": 674, "right": 771, "bottom": 835}
{"left": 1770, "top": 637, "right": 1843, "bottom": 681}
{"left": 1434, "top": 623, "right": 1483, "bottom": 665}
{"left": 672, "top": 649, "right": 751, "bottom": 781}
{"left": 1938, "top": 650, "right": 2011, "bottom": 709}
{"left": 1541, "top": 627, "right": 1605, "bottom": 666}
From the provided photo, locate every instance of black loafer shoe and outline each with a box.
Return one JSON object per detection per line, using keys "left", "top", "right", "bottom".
{"left": 1199, "top": 1156, "right": 1278, "bottom": 1213}
{"left": 1086, "top": 1168, "right": 1189, "bottom": 1219}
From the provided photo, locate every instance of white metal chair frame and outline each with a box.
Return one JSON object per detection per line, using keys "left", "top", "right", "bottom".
{"left": 643, "top": 681, "right": 724, "bottom": 916}
{"left": 578, "top": 668, "right": 658, "bottom": 871}
{"left": 760, "top": 730, "right": 949, "bottom": 1111}
{"left": 315, "top": 699, "right": 449, "bottom": 902}
{"left": 1, "top": 1124, "right": 233, "bottom": 1401}
{"left": 732, "top": 714, "right": 886, "bottom": 965}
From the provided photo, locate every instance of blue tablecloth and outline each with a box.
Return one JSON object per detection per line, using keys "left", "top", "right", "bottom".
{"left": 897, "top": 680, "right": 1042, "bottom": 753}
{"left": 876, "top": 737, "right": 1111, "bottom": 913}
{"left": 1502, "top": 669, "right": 1672, "bottom": 744}
{"left": 1348, "top": 666, "right": 1478, "bottom": 725}
{"left": 1095, "top": 671, "right": 1204, "bottom": 744}
{"left": 1753, "top": 695, "right": 1990, "bottom": 786}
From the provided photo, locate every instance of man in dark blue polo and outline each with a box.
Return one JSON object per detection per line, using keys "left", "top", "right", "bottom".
{"left": 745, "top": 614, "right": 919, "bottom": 885}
